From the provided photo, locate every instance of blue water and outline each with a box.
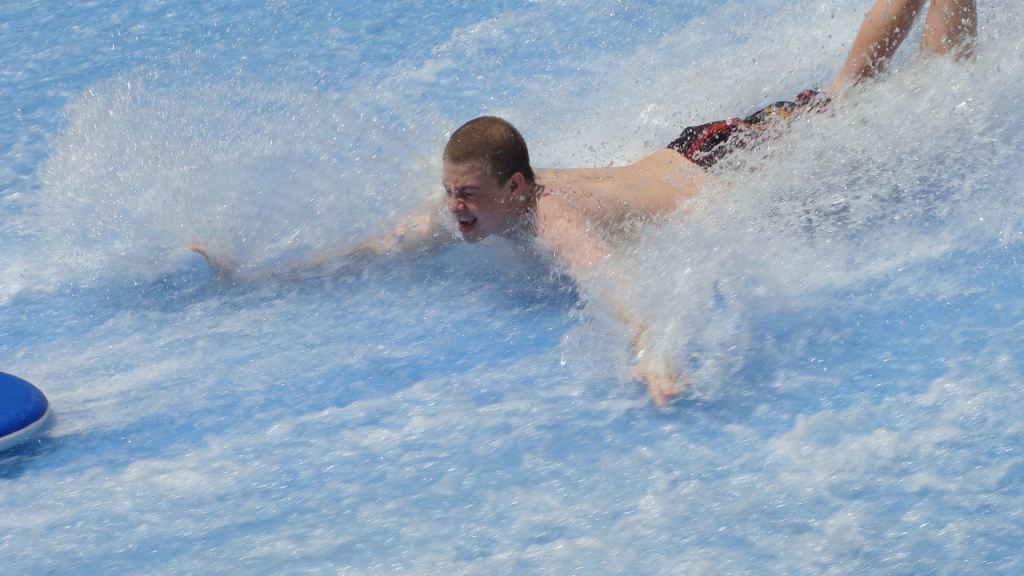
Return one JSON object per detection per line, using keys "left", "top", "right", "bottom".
{"left": 3, "top": 0, "right": 1024, "bottom": 572}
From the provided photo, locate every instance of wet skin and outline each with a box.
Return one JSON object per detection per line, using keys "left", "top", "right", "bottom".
{"left": 191, "top": 0, "right": 978, "bottom": 406}
{"left": 442, "top": 148, "right": 706, "bottom": 247}
{"left": 441, "top": 149, "right": 707, "bottom": 405}
{"left": 442, "top": 162, "right": 532, "bottom": 244}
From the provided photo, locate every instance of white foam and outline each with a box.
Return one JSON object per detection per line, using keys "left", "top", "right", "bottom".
{"left": 4, "top": 0, "right": 1024, "bottom": 573}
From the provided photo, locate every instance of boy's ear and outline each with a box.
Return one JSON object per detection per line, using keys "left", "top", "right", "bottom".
{"left": 506, "top": 172, "right": 526, "bottom": 198}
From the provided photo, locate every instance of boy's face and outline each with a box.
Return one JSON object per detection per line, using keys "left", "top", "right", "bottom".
{"left": 442, "top": 161, "right": 518, "bottom": 243}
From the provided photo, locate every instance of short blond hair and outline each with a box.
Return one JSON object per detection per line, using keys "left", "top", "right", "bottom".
{"left": 443, "top": 116, "right": 534, "bottom": 185}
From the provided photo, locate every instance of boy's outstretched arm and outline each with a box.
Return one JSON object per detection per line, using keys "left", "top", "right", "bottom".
{"left": 190, "top": 201, "right": 455, "bottom": 282}
{"left": 539, "top": 204, "right": 685, "bottom": 406}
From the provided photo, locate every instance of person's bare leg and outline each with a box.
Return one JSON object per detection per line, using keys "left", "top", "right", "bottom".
{"left": 828, "top": 0, "right": 928, "bottom": 92}
{"left": 920, "top": 0, "right": 977, "bottom": 56}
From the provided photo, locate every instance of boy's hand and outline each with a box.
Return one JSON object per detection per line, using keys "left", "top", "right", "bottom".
{"left": 630, "top": 351, "right": 687, "bottom": 407}
{"left": 189, "top": 241, "right": 236, "bottom": 283}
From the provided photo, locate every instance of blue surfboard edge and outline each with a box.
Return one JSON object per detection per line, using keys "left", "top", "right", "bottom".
{"left": 0, "top": 372, "right": 50, "bottom": 452}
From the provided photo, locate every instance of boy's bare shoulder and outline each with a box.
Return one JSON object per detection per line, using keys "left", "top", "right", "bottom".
{"left": 534, "top": 190, "right": 586, "bottom": 238}
{"left": 532, "top": 192, "right": 604, "bottom": 262}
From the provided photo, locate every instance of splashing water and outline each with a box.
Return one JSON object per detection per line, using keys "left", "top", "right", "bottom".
{"left": 2, "top": 0, "right": 1024, "bottom": 573}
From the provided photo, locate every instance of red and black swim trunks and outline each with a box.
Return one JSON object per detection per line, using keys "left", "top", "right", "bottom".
{"left": 667, "top": 89, "right": 829, "bottom": 169}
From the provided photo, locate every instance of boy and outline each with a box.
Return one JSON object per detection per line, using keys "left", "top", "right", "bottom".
{"left": 194, "top": 0, "right": 977, "bottom": 405}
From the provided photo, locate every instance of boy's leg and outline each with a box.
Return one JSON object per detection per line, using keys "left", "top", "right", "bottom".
{"left": 828, "top": 0, "right": 927, "bottom": 92}
{"left": 920, "top": 0, "right": 977, "bottom": 56}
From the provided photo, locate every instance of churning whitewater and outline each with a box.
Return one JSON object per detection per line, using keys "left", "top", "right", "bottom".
{"left": 2, "top": 0, "right": 1024, "bottom": 573}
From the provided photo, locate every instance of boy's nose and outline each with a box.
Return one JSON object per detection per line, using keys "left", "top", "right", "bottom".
{"left": 447, "top": 197, "right": 465, "bottom": 212}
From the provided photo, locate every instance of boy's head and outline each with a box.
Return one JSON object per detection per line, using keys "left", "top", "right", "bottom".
{"left": 441, "top": 117, "right": 535, "bottom": 243}
{"left": 443, "top": 116, "right": 534, "bottom": 186}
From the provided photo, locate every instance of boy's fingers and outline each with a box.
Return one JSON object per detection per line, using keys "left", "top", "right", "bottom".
{"left": 650, "top": 388, "right": 666, "bottom": 407}
{"left": 632, "top": 361, "right": 684, "bottom": 406}
{"left": 629, "top": 363, "right": 644, "bottom": 381}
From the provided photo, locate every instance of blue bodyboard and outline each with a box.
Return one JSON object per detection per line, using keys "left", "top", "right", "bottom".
{"left": 0, "top": 372, "right": 49, "bottom": 452}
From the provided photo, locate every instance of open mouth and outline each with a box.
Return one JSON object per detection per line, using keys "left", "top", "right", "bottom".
{"left": 457, "top": 217, "right": 477, "bottom": 233}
